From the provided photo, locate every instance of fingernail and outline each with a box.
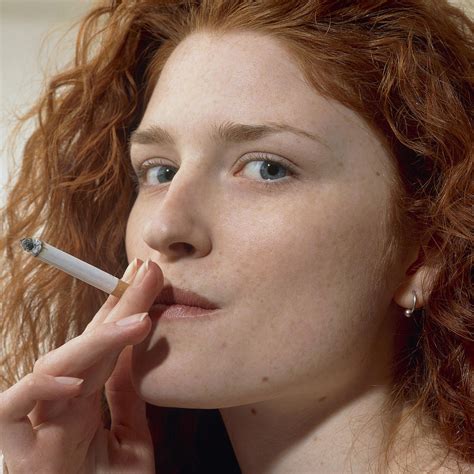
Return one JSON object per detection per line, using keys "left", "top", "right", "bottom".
{"left": 122, "top": 258, "right": 139, "bottom": 283}
{"left": 133, "top": 259, "right": 150, "bottom": 287}
{"left": 115, "top": 312, "right": 148, "bottom": 326}
{"left": 54, "top": 376, "right": 84, "bottom": 385}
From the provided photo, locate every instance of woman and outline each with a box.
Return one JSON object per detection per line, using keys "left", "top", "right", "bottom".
{"left": 0, "top": 1, "right": 472, "bottom": 472}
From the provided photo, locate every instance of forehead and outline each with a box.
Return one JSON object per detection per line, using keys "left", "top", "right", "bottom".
{"left": 140, "top": 31, "right": 391, "bottom": 173}
{"left": 143, "top": 32, "right": 340, "bottom": 133}
{"left": 150, "top": 32, "right": 308, "bottom": 109}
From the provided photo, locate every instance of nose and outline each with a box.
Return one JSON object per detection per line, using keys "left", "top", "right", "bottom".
{"left": 141, "top": 166, "right": 213, "bottom": 261}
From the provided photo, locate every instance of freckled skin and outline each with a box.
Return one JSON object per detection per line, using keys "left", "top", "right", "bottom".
{"left": 125, "top": 31, "right": 425, "bottom": 473}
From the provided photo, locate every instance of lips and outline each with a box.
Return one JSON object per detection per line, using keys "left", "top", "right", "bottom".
{"left": 152, "top": 285, "right": 219, "bottom": 310}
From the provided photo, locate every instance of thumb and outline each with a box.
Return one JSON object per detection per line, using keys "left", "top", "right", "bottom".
{"left": 105, "top": 345, "right": 151, "bottom": 439}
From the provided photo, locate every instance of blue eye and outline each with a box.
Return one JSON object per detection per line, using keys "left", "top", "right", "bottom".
{"left": 132, "top": 152, "right": 297, "bottom": 190}
{"left": 142, "top": 165, "right": 177, "bottom": 185}
{"left": 238, "top": 155, "right": 291, "bottom": 183}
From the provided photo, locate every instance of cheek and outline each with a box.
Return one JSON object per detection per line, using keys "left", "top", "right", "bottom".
{"left": 220, "top": 188, "right": 392, "bottom": 377}
{"left": 226, "top": 184, "right": 392, "bottom": 336}
{"left": 125, "top": 203, "right": 145, "bottom": 260}
{"left": 226, "top": 186, "right": 387, "bottom": 288}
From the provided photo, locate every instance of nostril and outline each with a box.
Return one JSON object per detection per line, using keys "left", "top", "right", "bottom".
{"left": 169, "top": 242, "right": 194, "bottom": 255}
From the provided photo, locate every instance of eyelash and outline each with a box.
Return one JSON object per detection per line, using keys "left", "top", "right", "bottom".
{"left": 130, "top": 152, "right": 298, "bottom": 191}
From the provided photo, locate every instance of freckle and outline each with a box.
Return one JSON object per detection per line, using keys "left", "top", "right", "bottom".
{"left": 317, "top": 396, "right": 327, "bottom": 402}
{"left": 376, "top": 171, "right": 381, "bottom": 176}
{"left": 221, "top": 342, "right": 227, "bottom": 349}
{"left": 313, "top": 436, "right": 318, "bottom": 441}
{"left": 261, "top": 377, "right": 269, "bottom": 382}
{"left": 251, "top": 408, "right": 257, "bottom": 415}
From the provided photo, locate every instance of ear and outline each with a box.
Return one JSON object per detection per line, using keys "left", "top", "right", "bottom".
{"left": 392, "top": 245, "right": 439, "bottom": 310}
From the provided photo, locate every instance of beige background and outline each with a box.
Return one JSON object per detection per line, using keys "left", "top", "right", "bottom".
{"left": 1, "top": 0, "right": 473, "bottom": 206}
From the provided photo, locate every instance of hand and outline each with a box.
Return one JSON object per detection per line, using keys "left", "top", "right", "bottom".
{"left": 0, "top": 259, "right": 163, "bottom": 474}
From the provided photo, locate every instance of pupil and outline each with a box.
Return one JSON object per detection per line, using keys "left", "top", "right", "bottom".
{"left": 159, "top": 167, "right": 175, "bottom": 182}
{"left": 266, "top": 163, "right": 278, "bottom": 176}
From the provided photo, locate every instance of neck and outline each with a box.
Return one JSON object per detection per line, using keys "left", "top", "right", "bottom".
{"left": 220, "top": 375, "right": 399, "bottom": 473}
{"left": 218, "top": 310, "right": 445, "bottom": 473}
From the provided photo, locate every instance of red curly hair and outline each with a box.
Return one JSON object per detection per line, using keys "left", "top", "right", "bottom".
{"left": 1, "top": 1, "right": 472, "bottom": 471}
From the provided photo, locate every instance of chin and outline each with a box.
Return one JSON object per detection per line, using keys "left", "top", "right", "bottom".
{"left": 131, "top": 379, "right": 228, "bottom": 409}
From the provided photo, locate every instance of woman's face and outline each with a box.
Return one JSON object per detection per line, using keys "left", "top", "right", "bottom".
{"left": 125, "top": 32, "right": 410, "bottom": 408}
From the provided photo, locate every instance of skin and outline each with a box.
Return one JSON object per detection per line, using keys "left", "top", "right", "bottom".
{"left": 125, "top": 32, "right": 438, "bottom": 472}
{"left": 0, "top": 259, "right": 161, "bottom": 472}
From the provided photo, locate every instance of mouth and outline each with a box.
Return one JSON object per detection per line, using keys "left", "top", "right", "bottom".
{"left": 154, "top": 285, "right": 218, "bottom": 309}
{"left": 150, "top": 285, "right": 219, "bottom": 319}
{"left": 149, "top": 303, "right": 219, "bottom": 320}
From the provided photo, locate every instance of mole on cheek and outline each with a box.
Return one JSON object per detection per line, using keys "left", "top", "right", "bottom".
{"left": 251, "top": 408, "right": 257, "bottom": 415}
{"left": 261, "top": 376, "right": 269, "bottom": 382}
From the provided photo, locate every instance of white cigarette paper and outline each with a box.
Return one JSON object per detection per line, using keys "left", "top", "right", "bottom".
{"left": 20, "top": 237, "right": 128, "bottom": 297}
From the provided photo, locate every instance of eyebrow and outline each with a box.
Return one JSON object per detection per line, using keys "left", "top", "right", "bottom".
{"left": 128, "top": 120, "right": 330, "bottom": 151}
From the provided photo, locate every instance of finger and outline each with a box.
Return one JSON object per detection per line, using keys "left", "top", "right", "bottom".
{"left": 27, "top": 389, "right": 98, "bottom": 434}
{"left": 31, "top": 391, "right": 101, "bottom": 451}
{"left": 103, "top": 259, "right": 164, "bottom": 324}
{"left": 105, "top": 346, "right": 151, "bottom": 439}
{"left": 29, "top": 262, "right": 161, "bottom": 416}
{"left": 84, "top": 258, "right": 144, "bottom": 333}
{"left": 33, "top": 314, "right": 151, "bottom": 386}
{"left": 0, "top": 372, "right": 83, "bottom": 458}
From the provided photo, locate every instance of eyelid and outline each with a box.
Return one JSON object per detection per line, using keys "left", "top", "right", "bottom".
{"left": 130, "top": 152, "right": 298, "bottom": 190}
{"left": 133, "top": 152, "right": 297, "bottom": 175}
{"left": 238, "top": 152, "right": 298, "bottom": 174}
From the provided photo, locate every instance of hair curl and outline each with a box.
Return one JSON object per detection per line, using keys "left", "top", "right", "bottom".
{"left": 1, "top": 1, "right": 472, "bottom": 472}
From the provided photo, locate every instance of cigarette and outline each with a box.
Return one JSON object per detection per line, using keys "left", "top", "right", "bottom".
{"left": 19, "top": 237, "right": 129, "bottom": 298}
